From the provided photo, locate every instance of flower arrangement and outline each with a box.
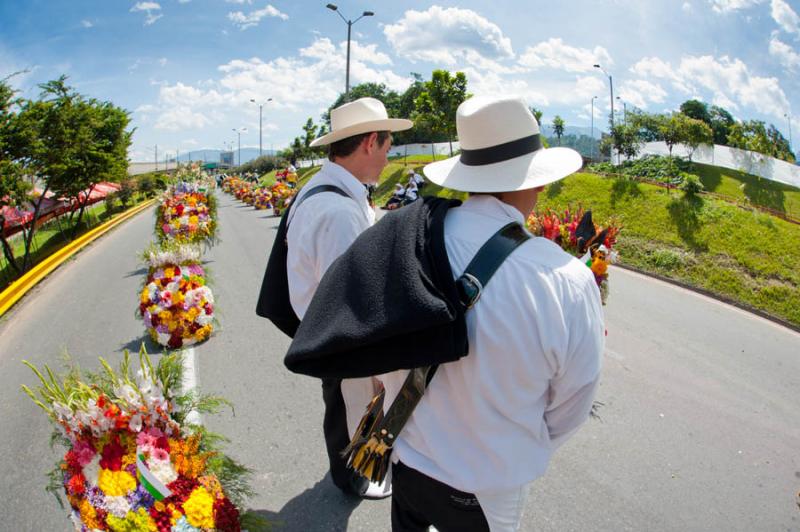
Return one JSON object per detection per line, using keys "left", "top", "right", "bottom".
{"left": 138, "top": 244, "right": 215, "bottom": 349}
{"left": 241, "top": 188, "right": 255, "bottom": 206}
{"left": 270, "top": 183, "right": 295, "bottom": 217}
{"left": 253, "top": 189, "right": 273, "bottom": 211}
{"left": 527, "top": 207, "right": 621, "bottom": 303}
{"left": 21, "top": 350, "right": 266, "bottom": 532}
{"left": 156, "top": 189, "right": 218, "bottom": 246}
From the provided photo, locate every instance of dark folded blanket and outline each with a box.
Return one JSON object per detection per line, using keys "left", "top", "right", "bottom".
{"left": 285, "top": 196, "right": 467, "bottom": 379}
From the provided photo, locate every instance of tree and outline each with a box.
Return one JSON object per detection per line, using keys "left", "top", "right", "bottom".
{"left": 529, "top": 107, "right": 544, "bottom": 125}
{"left": 679, "top": 99, "right": 711, "bottom": 125}
{"left": 658, "top": 113, "right": 689, "bottom": 158}
{"left": 682, "top": 117, "right": 713, "bottom": 161}
{"left": 552, "top": 115, "right": 565, "bottom": 146}
{"left": 627, "top": 110, "right": 663, "bottom": 142}
{"left": 301, "top": 117, "right": 318, "bottom": 159}
{"left": 766, "top": 124, "right": 795, "bottom": 163}
{"left": 0, "top": 75, "right": 31, "bottom": 274}
{"left": 709, "top": 105, "right": 734, "bottom": 145}
{"left": 610, "top": 123, "right": 644, "bottom": 161}
{"left": 413, "top": 70, "right": 469, "bottom": 156}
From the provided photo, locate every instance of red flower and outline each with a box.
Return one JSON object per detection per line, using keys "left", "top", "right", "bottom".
{"left": 213, "top": 498, "right": 241, "bottom": 532}
{"left": 67, "top": 473, "right": 86, "bottom": 495}
{"left": 99, "top": 436, "right": 125, "bottom": 471}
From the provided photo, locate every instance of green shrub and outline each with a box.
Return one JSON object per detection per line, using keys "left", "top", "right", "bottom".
{"left": 103, "top": 192, "right": 118, "bottom": 214}
{"left": 589, "top": 155, "right": 692, "bottom": 184}
{"left": 137, "top": 174, "right": 156, "bottom": 198}
{"left": 649, "top": 248, "right": 684, "bottom": 270}
{"left": 681, "top": 173, "right": 705, "bottom": 196}
{"left": 118, "top": 179, "right": 136, "bottom": 207}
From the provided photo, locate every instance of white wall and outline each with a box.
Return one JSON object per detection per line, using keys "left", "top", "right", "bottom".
{"left": 296, "top": 141, "right": 461, "bottom": 168}
{"left": 638, "top": 142, "right": 800, "bottom": 189}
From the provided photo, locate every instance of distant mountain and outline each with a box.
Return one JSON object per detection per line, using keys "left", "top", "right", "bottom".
{"left": 144, "top": 148, "right": 279, "bottom": 165}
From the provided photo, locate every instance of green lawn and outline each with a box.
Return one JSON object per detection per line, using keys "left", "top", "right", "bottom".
{"left": 0, "top": 194, "right": 150, "bottom": 290}
{"left": 690, "top": 162, "right": 800, "bottom": 219}
{"left": 537, "top": 172, "right": 800, "bottom": 326}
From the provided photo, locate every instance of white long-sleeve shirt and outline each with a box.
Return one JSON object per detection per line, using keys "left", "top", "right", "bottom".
{"left": 286, "top": 160, "right": 378, "bottom": 436}
{"left": 377, "top": 195, "right": 604, "bottom": 494}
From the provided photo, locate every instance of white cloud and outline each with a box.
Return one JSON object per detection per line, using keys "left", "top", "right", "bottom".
{"left": 81, "top": 20, "right": 93, "bottom": 28}
{"left": 155, "top": 107, "right": 211, "bottom": 131}
{"left": 518, "top": 38, "right": 613, "bottom": 73}
{"left": 130, "top": 2, "right": 163, "bottom": 25}
{"left": 617, "top": 79, "right": 668, "bottom": 109}
{"left": 682, "top": 2, "right": 694, "bottom": 12}
{"left": 384, "top": 6, "right": 513, "bottom": 67}
{"left": 300, "top": 38, "right": 392, "bottom": 66}
{"left": 227, "top": 4, "right": 288, "bottom": 30}
{"left": 630, "top": 56, "right": 693, "bottom": 93}
{"left": 771, "top": 0, "right": 800, "bottom": 35}
{"left": 707, "top": 0, "right": 765, "bottom": 13}
{"left": 770, "top": 33, "right": 800, "bottom": 69}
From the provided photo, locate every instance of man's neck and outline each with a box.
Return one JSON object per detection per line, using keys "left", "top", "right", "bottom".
{"left": 331, "top": 157, "right": 373, "bottom": 184}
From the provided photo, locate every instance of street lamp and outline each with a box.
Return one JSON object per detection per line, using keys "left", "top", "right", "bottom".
{"left": 326, "top": 4, "right": 374, "bottom": 101}
{"left": 594, "top": 63, "right": 615, "bottom": 163}
{"left": 784, "top": 113, "right": 793, "bottom": 155}
{"left": 250, "top": 98, "right": 273, "bottom": 157}
{"left": 591, "top": 96, "right": 598, "bottom": 160}
{"left": 232, "top": 128, "right": 247, "bottom": 166}
{"left": 616, "top": 96, "right": 627, "bottom": 125}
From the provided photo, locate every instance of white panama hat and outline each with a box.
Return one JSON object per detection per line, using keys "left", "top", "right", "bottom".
{"left": 423, "top": 96, "right": 583, "bottom": 192}
{"left": 310, "top": 97, "right": 413, "bottom": 147}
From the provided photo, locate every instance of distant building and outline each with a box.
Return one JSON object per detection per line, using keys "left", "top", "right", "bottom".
{"left": 220, "top": 151, "right": 234, "bottom": 166}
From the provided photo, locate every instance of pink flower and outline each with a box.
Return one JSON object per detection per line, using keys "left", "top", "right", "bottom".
{"left": 151, "top": 448, "right": 170, "bottom": 462}
{"left": 73, "top": 440, "right": 96, "bottom": 466}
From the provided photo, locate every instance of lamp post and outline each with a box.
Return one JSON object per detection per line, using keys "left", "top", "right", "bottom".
{"left": 232, "top": 128, "right": 247, "bottom": 166}
{"left": 591, "top": 95, "right": 598, "bottom": 160}
{"left": 326, "top": 4, "right": 374, "bottom": 101}
{"left": 594, "top": 63, "right": 615, "bottom": 163}
{"left": 616, "top": 96, "right": 627, "bottom": 125}
{"left": 250, "top": 98, "right": 273, "bottom": 157}
{"left": 784, "top": 113, "right": 793, "bottom": 156}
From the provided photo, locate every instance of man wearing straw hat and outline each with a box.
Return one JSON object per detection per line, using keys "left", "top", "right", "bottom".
{"left": 287, "top": 97, "right": 411, "bottom": 498}
{"left": 375, "top": 96, "right": 605, "bottom": 530}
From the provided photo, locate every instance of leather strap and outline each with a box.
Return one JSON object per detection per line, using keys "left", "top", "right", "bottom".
{"left": 455, "top": 222, "right": 531, "bottom": 309}
{"left": 286, "top": 184, "right": 350, "bottom": 230}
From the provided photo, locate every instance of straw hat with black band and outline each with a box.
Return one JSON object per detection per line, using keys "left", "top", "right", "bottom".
{"left": 423, "top": 96, "right": 583, "bottom": 192}
{"left": 310, "top": 97, "right": 413, "bottom": 147}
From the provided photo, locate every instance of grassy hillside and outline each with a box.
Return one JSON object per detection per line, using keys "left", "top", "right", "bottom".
{"left": 537, "top": 172, "right": 800, "bottom": 326}
{"left": 690, "top": 162, "right": 800, "bottom": 219}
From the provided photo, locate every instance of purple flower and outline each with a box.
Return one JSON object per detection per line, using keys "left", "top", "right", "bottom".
{"left": 87, "top": 486, "right": 105, "bottom": 509}
{"left": 127, "top": 483, "right": 155, "bottom": 511}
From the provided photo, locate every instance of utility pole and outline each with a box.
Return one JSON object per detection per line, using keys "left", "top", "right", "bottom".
{"left": 594, "top": 64, "right": 615, "bottom": 163}
{"left": 155, "top": 144, "right": 158, "bottom": 171}
{"left": 591, "top": 96, "right": 597, "bottom": 160}
{"left": 326, "top": 4, "right": 374, "bottom": 101}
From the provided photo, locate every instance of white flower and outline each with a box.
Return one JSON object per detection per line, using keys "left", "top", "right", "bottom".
{"left": 148, "top": 459, "right": 178, "bottom": 485}
{"left": 196, "top": 314, "right": 213, "bottom": 326}
{"left": 129, "top": 413, "right": 143, "bottom": 433}
{"left": 83, "top": 454, "right": 101, "bottom": 486}
{"left": 104, "top": 495, "right": 131, "bottom": 518}
{"left": 116, "top": 384, "right": 142, "bottom": 408}
{"left": 157, "top": 332, "right": 171, "bottom": 346}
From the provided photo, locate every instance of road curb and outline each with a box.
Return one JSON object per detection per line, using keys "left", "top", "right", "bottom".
{"left": 0, "top": 198, "right": 157, "bottom": 318}
{"left": 613, "top": 262, "right": 800, "bottom": 335}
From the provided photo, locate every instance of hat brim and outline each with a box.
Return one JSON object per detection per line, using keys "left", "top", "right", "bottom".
{"left": 310, "top": 118, "right": 413, "bottom": 147}
{"left": 422, "top": 147, "right": 583, "bottom": 193}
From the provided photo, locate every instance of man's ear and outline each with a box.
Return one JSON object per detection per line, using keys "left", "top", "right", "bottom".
{"left": 362, "top": 132, "right": 379, "bottom": 154}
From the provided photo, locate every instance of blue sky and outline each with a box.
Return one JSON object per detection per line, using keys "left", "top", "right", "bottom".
{"left": 2, "top": 0, "right": 799, "bottom": 162}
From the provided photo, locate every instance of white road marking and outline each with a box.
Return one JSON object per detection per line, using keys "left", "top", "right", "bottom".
{"left": 182, "top": 346, "right": 202, "bottom": 425}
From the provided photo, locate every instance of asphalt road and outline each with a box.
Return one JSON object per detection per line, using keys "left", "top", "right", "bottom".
{"left": 0, "top": 191, "right": 798, "bottom": 531}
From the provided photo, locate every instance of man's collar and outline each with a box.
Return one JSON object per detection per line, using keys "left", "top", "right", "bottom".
{"left": 462, "top": 194, "right": 526, "bottom": 225}
{"left": 321, "top": 160, "right": 368, "bottom": 199}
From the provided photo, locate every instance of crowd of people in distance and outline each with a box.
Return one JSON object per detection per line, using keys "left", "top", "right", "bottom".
{"left": 383, "top": 168, "right": 426, "bottom": 210}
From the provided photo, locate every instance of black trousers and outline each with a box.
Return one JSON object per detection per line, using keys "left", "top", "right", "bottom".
{"left": 392, "top": 461, "right": 490, "bottom": 532}
{"left": 321, "top": 377, "right": 364, "bottom": 495}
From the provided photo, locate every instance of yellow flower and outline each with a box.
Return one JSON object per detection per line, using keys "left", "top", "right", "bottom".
{"left": 106, "top": 507, "right": 158, "bottom": 532}
{"left": 79, "top": 498, "right": 103, "bottom": 530}
{"left": 189, "top": 215, "right": 199, "bottom": 225}
{"left": 198, "top": 475, "right": 224, "bottom": 499}
{"left": 121, "top": 453, "right": 137, "bottom": 469}
{"left": 163, "top": 267, "right": 175, "bottom": 278}
{"left": 140, "top": 288, "right": 150, "bottom": 304}
{"left": 97, "top": 469, "right": 137, "bottom": 497}
{"left": 183, "top": 487, "right": 215, "bottom": 529}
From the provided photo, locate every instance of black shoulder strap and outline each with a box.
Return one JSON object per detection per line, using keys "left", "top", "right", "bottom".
{"left": 454, "top": 222, "right": 531, "bottom": 310}
{"left": 286, "top": 184, "right": 349, "bottom": 229}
